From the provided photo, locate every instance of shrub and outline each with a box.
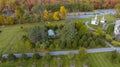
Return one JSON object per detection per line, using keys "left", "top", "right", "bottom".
{"left": 32, "top": 53, "right": 40, "bottom": 60}
{"left": 8, "top": 54, "right": 16, "bottom": 62}
{"left": 67, "top": 52, "right": 74, "bottom": 60}
{"left": 111, "top": 50, "right": 119, "bottom": 63}
{"left": 0, "top": 15, "right": 5, "bottom": 25}
{"left": 43, "top": 51, "right": 51, "bottom": 61}
{"left": 0, "top": 30, "right": 2, "bottom": 33}
{"left": 20, "top": 54, "right": 28, "bottom": 61}
{"left": 5, "top": 17, "right": 15, "bottom": 25}
{"left": 77, "top": 47, "right": 87, "bottom": 61}
{"left": 105, "top": 34, "right": 113, "bottom": 42}
{"left": 111, "top": 40, "right": 120, "bottom": 46}
{"left": 0, "top": 54, "right": 5, "bottom": 63}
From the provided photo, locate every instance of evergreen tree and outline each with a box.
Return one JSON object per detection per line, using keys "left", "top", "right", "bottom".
{"left": 59, "top": 21, "right": 77, "bottom": 48}
{"left": 90, "top": 40, "right": 96, "bottom": 48}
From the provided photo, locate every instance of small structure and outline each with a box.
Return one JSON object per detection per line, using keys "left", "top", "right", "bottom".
{"left": 102, "top": 22, "right": 108, "bottom": 30}
{"left": 91, "top": 15, "right": 99, "bottom": 25}
{"left": 48, "top": 29, "right": 55, "bottom": 38}
{"left": 114, "top": 20, "right": 120, "bottom": 35}
{"left": 100, "top": 16, "right": 105, "bottom": 23}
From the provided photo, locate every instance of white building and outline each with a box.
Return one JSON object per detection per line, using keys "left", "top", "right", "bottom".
{"left": 114, "top": 20, "right": 120, "bottom": 35}
{"left": 91, "top": 15, "right": 99, "bottom": 25}
{"left": 100, "top": 16, "right": 105, "bottom": 23}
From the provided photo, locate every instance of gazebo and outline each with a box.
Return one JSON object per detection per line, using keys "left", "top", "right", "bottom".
{"left": 48, "top": 29, "right": 55, "bottom": 38}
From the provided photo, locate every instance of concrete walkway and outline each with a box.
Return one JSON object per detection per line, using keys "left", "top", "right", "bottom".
{"left": 2, "top": 47, "right": 118, "bottom": 58}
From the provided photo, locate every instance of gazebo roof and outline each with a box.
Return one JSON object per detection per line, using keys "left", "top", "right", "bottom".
{"left": 48, "top": 29, "right": 55, "bottom": 36}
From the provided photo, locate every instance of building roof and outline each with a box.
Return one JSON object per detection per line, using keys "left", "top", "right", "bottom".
{"left": 48, "top": 29, "right": 55, "bottom": 36}
{"left": 115, "top": 20, "right": 120, "bottom": 25}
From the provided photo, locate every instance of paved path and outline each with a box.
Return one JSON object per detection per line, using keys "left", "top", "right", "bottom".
{"left": 85, "top": 21, "right": 95, "bottom": 31}
{"left": 2, "top": 47, "right": 118, "bottom": 58}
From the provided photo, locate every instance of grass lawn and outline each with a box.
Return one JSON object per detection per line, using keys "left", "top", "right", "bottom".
{"left": 89, "top": 52, "right": 120, "bottom": 67}
{"left": 88, "top": 14, "right": 116, "bottom": 30}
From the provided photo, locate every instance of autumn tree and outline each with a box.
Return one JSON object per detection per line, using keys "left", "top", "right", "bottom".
{"left": 15, "top": 6, "right": 24, "bottom": 24}
{"left": 115, "top": 4, "right": 120, "bottom": 18}
{"left": 25, "top": 40, "right": 33, "bottom": 49}
{"left": 60, "top": 6, "right": 67, "bottom": 20}
{"left": 5, "top": 17, "right": 15, "bottom": 25}
{"left": 0, "top": 15, "right": 5, "bottom": 25}
{"left": 0, "top": 0, "right": 5, "bottom": 11}
{"left": 53, "top": 11, "right": 59, "bottom": 21}
{"left": 43, "top": 10, "right": 49, "bottom": 21}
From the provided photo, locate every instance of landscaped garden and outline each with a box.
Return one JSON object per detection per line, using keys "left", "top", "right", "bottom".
{"left": 0, "top": 0, "right": 120, "bottom": 67}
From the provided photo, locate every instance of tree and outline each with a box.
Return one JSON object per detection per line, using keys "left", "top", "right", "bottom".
{"left": 67, "top": 52, "right": 74, "bottom": 60}
{"left": 111, "top": 50, "right": 119, "bottom": 63}
{"left": 90, "top": 40, "right": 96, "bottom": 48}
{"left": 0, "top": 54, "right": 5, "bottom": 63}
{"left": 115, "top": 4, "right": 120, "bottom": 18}
{"left": 25, "top": 40, "right": 33, "bottom": 49}
{"left": 32, "top": 53, "right": 40, "bottom": 60}
{"left": 106, "top": 24, "right": 114, "bottom": 35}
{"left": 60, "top": 6, "right": 67, "bottom": 20}
{"left": 15, "top": 6, "right": 24, "bottom": 24}
{"left": 8, "top": 54, "right": 16, "bottom": 62}
{"left": 79, "top": 25, "right": 89, "bottom": 35}
{"left": 0, "top": 15, "right": 4, "bottom": 25}
{"left": 77, "top": 47, "right": 87, "bottom": 61}
{"left": 29, "top": 26, "right": 47, "bottom": 44}
{"left": 43, "top": 51, "right": 51, "bottom": 61}
{"left": 105, "top": 34, "right": 113, "bottom": 42}
{"left": 23, "top": 11, "right": 31, "bottom": 23}
{"left": 43, "top": 10, "right": 49, "bottom": 21}
{"left": 20, "top": 54, "right": 28, "bottom": 61}
{"left": 75, "top": 21, "right": 84, "bottom": 31}
{"left": 0, "top": 0, "right": 5, "bottom": 11}
{"left": 59, "top": 21, "right": 77, "bottom": 48}
{"left": 53, "top": 11, "right": 59, "bottom": 21}
{"left": 5, "top": 17, "right": 15, "bottom": 25}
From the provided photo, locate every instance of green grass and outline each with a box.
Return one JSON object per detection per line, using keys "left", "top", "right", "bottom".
{"left": 88, "top": 14, "right": 116, "bottom": 30}
{"left": 88, "top": 52, "right": 120, "bottom": 67}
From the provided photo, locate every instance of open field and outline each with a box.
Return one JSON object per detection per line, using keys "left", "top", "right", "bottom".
{"left": 89, "top": 52, "right": 120, "bottom": 67}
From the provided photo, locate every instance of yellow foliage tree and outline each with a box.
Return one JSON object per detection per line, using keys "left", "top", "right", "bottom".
{"left": 60, "top": 6, "right": 67, "bottom": 20}
{"left": 0, "top": 15, "right": 4, "bottom": 24}
{"left": 5, "top": 17, "right": 15, "bottom": 25}
{"left": 53, "top": 11, "right": 59, "bottom": 21}
{"left": 43, "top": 10, "right": 49, "bottom": 21}
{"left": 25, "top": 40, "right": 32, "bottom": 49}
